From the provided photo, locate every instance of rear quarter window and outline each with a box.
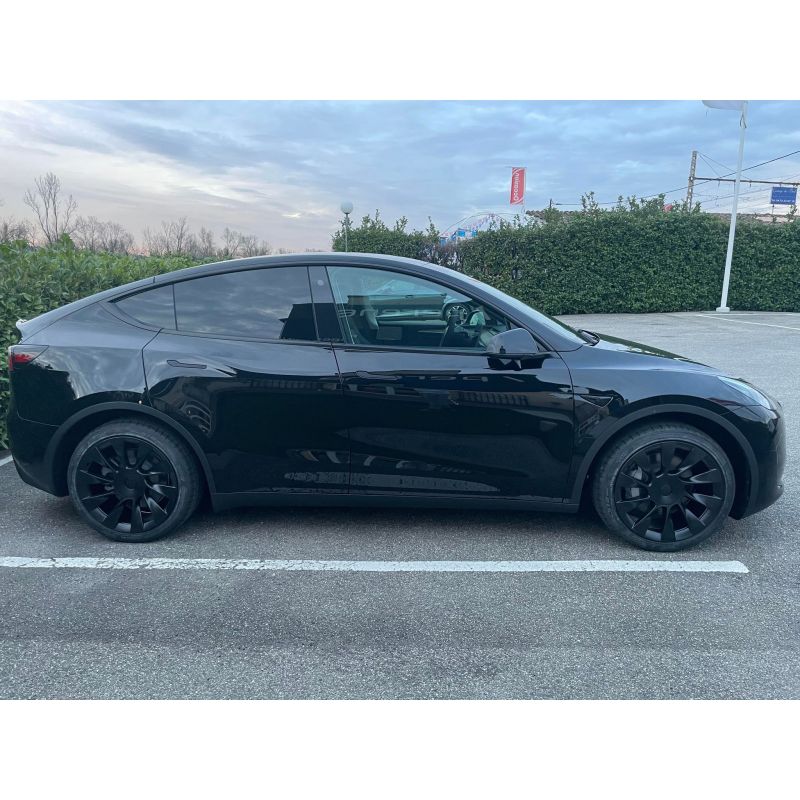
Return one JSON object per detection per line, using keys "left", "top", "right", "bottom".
{"left": 114, "top": 285, "right": 176, "bottom": 329}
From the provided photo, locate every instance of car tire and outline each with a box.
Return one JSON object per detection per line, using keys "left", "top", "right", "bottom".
{"left": 592, "top": 422, "right": 735, "bottom": 552}
{"left": 67, "top": 418, "right": 201, "bottom": 543}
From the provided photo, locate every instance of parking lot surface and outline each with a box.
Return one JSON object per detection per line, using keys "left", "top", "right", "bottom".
{"left": 1, "top": 311, "right": 798, "bottom": 699}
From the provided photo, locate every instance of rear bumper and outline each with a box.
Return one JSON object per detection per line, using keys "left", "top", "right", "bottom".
{"left": 6, "top": 406, "right": 60, "bottom": 495}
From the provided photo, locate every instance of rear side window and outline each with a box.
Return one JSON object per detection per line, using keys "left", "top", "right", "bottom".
{"left": 174, "top": 266, "right": 316, "bottom": 341}
{"left": 115, "top": 285, "right": 176, "bottom": 329}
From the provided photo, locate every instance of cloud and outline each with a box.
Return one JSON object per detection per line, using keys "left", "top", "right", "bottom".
{"left": 0, "top": 100, "right": 797, "bottom": 249}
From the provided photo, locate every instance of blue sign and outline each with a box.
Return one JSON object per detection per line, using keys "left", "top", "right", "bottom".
{"left": 770, "top": 186, "right": 797, "bottom": 205}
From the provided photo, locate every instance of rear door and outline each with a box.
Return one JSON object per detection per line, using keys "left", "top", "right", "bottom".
{"left": 128, "top": 265, "right": 349, "bottom": 496}
{"left": 319, "top": 265, "right": 575, "bottom": 501}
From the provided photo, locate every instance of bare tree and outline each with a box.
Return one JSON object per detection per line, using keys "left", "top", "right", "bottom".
{"left": 23, "top": 172, "right": 78, "bottom": 244}
{"left": 143, "top": 217, "right": 193, "bottom": 256}
{"left": 239, "top": 234, "right": 261, "bottom": 257}
{"left": 142, "top": 225, "right": 166, "bottom": 256}
{"left": 171, "top": 217, "right": 191, "bottom": 255}
{"left": 220, "top": 227, "right": 243, "bottom": 259}
{"left": 195, "top": 226, "right": 216, "bottom": 258}
{"left": 217, "top": 228, "right": 271, "bottom": 259}
{"left": 73, "top": 216, "right": 103, "bottom": 251}
{"left": 142, "top": 219, "right": 270, "bottom": 260}
{"left": 74, "top": 216, "right": 135, "bottom": 254}
{"left": 99, "top": 221, "right": 135, "bottom": 254}
{"left": 0, "top": 216, "right": 34, "bottom": 244}
{"left": 0, "top": 199, "right": 33, "bottom": 243}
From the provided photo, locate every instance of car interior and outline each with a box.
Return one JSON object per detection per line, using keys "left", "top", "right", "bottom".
{"left": 328, "top": 268, "right": 513, "bottom": 350}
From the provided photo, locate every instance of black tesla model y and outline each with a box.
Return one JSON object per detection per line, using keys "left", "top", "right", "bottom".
{"left": 7, "top": 253, "right": 784, "bottom": 550}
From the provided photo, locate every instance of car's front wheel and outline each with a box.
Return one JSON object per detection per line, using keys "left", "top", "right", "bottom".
{"left": 592, "top": 422, "right": 735, "bottom": 552}
{"left": 67, "top": 419, "right": 201, "bottom": 543}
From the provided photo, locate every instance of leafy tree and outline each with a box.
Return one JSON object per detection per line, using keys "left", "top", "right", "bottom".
{"left": 580, "top": 191, "right": 603, "bottom": 216}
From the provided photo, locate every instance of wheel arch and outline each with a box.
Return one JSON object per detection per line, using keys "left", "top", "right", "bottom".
{"left": 572, "top": 404, "right": 757, "bottom": 519}
{"left": 45, "top": 402, "right": 215, "bottom": 498}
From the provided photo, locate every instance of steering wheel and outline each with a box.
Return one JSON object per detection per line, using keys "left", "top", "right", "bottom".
{"left": 439, "top": 302, "right": 482, "bottom": 347}
{"left": 444, "top": 303, "right": 472, "bottom": 326}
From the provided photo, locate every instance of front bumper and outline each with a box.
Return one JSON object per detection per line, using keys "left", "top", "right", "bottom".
{"left": 747, "top": 412, "right": 785, "bottom": 516}
{"left": 728, "top": 402, "right": 785, "bottom": 519}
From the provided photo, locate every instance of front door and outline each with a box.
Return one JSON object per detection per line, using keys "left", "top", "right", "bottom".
{"left": 322, "top": 265, "right": 575, "bottom": 501}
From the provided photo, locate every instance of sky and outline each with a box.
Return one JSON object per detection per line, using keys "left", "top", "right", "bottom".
{"left": 0, "top": 100, "right": 798, "bottom": 251}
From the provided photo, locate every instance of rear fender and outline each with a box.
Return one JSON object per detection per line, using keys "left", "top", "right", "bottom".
{"left": 44, "top": 401, "right": 216, "bottom": 496}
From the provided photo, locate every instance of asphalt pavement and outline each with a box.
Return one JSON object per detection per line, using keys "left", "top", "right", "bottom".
{"left": 1, "top": 311, "right": 798, "bottom": 698}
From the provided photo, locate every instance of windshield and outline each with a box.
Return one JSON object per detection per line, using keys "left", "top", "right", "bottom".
{"left": 442, "top": 269, "right": 586, "bottom": 346}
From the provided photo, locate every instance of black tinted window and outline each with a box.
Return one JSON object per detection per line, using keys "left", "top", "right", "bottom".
{"left": 174, "top": 267, "right": 316, "bottom": 340}
{"left": 115, "top": 285, "right": 176, "bottom": 329}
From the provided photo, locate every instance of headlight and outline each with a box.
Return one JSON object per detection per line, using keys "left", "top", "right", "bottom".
{"left": 717, "top": 376, "right": 776, "bottom": 409}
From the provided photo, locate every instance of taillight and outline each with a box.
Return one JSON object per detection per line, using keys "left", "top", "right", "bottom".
{"left": 7, "top": 346, "right": 48, "bottom": 373}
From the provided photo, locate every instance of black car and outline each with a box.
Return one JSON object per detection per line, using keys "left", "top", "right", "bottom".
{"left": 6, "top": 253, "right": 784, "bottom": 551}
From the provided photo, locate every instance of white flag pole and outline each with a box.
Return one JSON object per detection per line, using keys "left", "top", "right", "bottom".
{"left": 717, "top": 101, "right": 748, "bottom": 312}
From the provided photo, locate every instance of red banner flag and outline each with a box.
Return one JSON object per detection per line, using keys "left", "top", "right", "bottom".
{"left": 510, "top": 167, "right": 526, "bottom": 205}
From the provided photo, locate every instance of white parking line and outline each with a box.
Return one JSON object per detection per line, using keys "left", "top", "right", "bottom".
{"left": 0, "top": 455, "right": 13, "bottom": 467}
{"left": 694, "top": 314, "right": 800, "bottom": 332}
{"left": 0, "top": 556, "right": 749, "bottom": 573}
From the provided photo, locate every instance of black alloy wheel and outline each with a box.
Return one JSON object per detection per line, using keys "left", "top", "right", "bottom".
{"left": 68, "top": 419, "right": 201, "bottom": 542}
{"left": 74, "top": 436, "right": 178, "bottom": 535}
{"left": 592, "top": 422, "right": 735, "bottom": 552}
{"left": 613, "top": 440, "right": 725, "bottom": 544}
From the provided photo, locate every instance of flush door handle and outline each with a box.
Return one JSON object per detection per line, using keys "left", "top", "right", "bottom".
{"left": 167, "top": 359, "right": 208, "bottom": 369}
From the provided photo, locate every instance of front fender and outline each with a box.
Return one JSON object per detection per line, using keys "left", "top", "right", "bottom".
{"left": 567, "top": 401, "right": 759, "bottom": 509}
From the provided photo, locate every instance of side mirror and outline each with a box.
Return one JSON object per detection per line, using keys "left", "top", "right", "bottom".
{"left": 485, "top": 328, "right": 539, "bottom": 358}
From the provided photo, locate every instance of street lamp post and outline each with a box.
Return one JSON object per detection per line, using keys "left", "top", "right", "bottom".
{"left": 717, "top": 101, "right": 747, "bottom": 313}
{"left": 702, "top": 100, "right": 748, "bottom": 313}
{"left": 340, "top": 201, "right": 353, "bottom": 252}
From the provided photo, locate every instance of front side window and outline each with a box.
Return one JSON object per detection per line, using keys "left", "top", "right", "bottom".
{"left": 173, "top": 266, "right": 316, "bottom": 341}
{"left": 326, "top": 266, "right": 512, "bottom": 350}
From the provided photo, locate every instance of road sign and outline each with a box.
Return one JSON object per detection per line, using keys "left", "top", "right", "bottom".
{"left": 770, "top": 186, "right": 797, "bottom": 205}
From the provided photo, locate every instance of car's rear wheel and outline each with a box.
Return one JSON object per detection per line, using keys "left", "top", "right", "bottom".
{"left": 592, "top": 422, "right": 735, "bottom": 552}
{"left": 67, "top": 419, "right": 201, "bottom": 543}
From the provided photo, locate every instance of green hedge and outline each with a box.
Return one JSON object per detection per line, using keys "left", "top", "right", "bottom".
{"left": 335, "top": 211, "right": 800, "bottom": 316}
{"left": 332, "top": 213, "right": 457, "bottom": 266}
{"left": 0, "top": 240, "right": 201, "bottom": 448}
{"left": 458, "top": 213, "right": 800, "bottom": 315}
